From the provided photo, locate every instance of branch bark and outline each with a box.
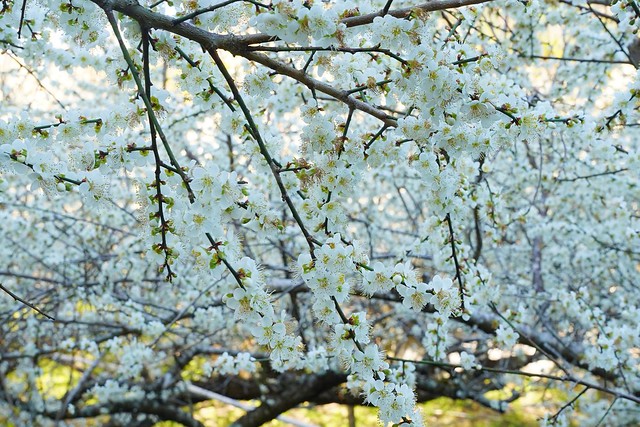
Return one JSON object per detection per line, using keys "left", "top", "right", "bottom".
{"left": 229, "top": 371, "right": 346, "bottom": 427}
{"left": 89, "top": 0, "right": 492, "bottom": 127}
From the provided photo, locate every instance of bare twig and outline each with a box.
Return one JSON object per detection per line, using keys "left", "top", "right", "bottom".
{"left": 0, "top": 282, "right": 54, "bottom": 320}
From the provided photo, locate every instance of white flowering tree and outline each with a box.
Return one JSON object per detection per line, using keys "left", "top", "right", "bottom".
{"left": 1, "top": 0, "right": 639, "bottom": 425}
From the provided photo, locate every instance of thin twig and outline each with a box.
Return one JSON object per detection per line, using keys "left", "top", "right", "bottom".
{"left": 104, "top": 9, "right": 195, "bottom": 203}
{"left": 555, "top": 168, "right": 628, "bottom": 182}
{"left": 387, "top": 356, "right": 640, "bottom": 405}
{"left": 208, "top": 49, "right": 317, "bottom": 255}
{"left": 0, "top": 282, "right": 55, "bottom": 320}
{"left": 444, "top": 213, "right": 465, "bottom": 310}
{"left": 17, "top": 0, "right": 27, "bottom": 38}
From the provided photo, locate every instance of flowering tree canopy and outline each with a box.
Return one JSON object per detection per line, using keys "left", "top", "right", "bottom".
{"left": 1, "top": 0, "right": 640, "bottom": 425}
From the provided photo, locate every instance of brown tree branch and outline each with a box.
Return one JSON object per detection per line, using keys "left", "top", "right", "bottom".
{"left": 0, "top": 282, "right": 54, "bottom": 320}
{"left": 229, "top": 371, "right": 346, "bottom": 427}
{"left": 89, "top": 0, "right": 490, "bottom": 127}
{"left": 238, "top": 0, "right": 496, "bottom": 45}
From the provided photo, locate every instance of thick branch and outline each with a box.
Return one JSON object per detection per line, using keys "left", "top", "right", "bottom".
{"left": 238, "top": 0, "right": 495, "bottom": 45}
{"left": 90, "top": 0, "right": 506, "bottom": 129}
{"left": 230, "top": 371, "right": 346, "bottom": 427}
{"left": 342, "top": 0, "right": 494, "bottom": 27}
{"left": 91, "top": 0, "right": 234, "bottom": 50}
{"left": 240, "top": 50, "right": 397, "bottom": 126}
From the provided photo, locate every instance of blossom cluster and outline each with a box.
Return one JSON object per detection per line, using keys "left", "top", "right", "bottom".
{"left": 1, "top": 0, "right": 640, "bottom": 425}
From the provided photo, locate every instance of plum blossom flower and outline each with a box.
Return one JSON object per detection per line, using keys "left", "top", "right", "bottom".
{"left": 396, "top": 281, "right": 430, "bottom": 311}
{"left": 428, "top": 275, "right": 460, "bottom": 316}
{"left": 495, "top": 325, "right": 519, "bottom": 349}
{"left": 459, "top": 352, "right": 480, "bottom": 370}
{"left": 351, "top": 344, "right": 388, "bottom": 375}
{"left": 361, "top": 261, "right": 395, "bottom": 296}
{"left": 254, "top": 313, "right": 287, "bottom": 347}
{"left": 224, "top": 288, "right": 252, "bottom": 320}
